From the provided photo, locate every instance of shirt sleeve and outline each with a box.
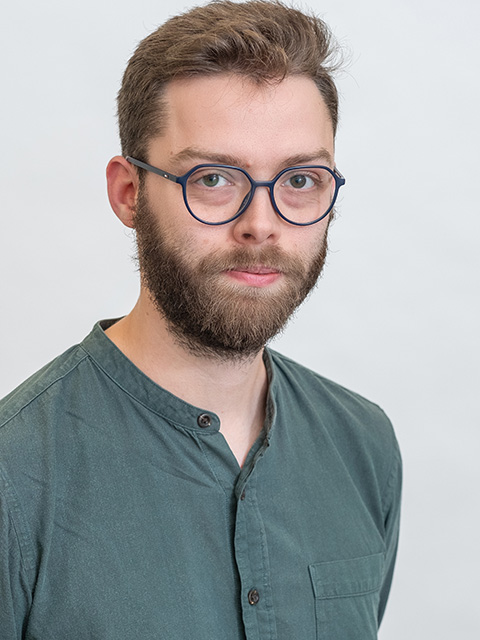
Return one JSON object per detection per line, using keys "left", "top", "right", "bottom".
{"left": 0, "top": 477, "right": 32, "bottom": 640}
{"left": 378, "top": 440, "right": 402, "bottom": 626}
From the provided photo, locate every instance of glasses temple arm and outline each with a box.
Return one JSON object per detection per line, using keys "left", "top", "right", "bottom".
{"left": 125, "top": 156, "right": 178, "bottom": 183}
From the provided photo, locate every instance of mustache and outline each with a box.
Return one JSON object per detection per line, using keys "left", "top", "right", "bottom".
{"left": 196, "top": 246, "right": 308, "bottom": 278}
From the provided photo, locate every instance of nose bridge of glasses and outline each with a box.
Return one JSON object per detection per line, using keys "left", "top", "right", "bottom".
{"left": 251, "top": 178, "right": 276, "bottom": 189}
{"left": 245, "top": 178, "right": 278, "bottom": 215}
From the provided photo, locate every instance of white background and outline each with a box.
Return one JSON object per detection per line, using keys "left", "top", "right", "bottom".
{"left": 1, "top": 0, "right": 479, "bottom": 637}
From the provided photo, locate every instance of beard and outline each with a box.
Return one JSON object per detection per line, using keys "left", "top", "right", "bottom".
{"left": 134, "top": 189, "right": 329, "bottom": 361}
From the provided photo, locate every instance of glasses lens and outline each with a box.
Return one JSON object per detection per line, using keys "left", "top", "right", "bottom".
{"left": 273, "top": 167, "right": 336, "bottom": 224}
{"left": 185, "top": 166, "right": 251, "bottom": 224}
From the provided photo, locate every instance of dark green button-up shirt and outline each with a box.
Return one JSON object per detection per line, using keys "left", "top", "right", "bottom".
{"left": 0, "top": 321, "right": 401, "bottom": 639}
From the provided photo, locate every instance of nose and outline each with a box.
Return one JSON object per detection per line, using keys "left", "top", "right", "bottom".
{"left": 231, "top": 185, "right": 281, "bottom": 245}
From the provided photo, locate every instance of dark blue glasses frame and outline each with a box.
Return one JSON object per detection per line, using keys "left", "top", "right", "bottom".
{"left": 126, "top": 156, "right": 345, "bottom": 226}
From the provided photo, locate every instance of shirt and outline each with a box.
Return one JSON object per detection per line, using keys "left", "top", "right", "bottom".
{"left": 0, "top": 320, "right": 401, "bottom": 640}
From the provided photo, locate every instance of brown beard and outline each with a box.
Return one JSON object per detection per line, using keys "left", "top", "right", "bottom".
{"left": 134, "top": 188, "right": 329, "bottom": 361}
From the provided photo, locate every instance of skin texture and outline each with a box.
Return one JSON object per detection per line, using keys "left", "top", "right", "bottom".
{"left": 105, "top": 74, "right": 335, "bottom": 466}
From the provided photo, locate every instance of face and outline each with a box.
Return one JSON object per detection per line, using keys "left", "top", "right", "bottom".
{"left": 135, "top": 74, "right": 335, "bottom": 360}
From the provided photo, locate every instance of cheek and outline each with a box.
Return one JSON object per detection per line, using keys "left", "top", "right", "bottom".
{"left": 145, "top": 179, "right": 190, "bottom": 231}
{"left": 294, "top": 223, "right": 329, "bottom": 255}
{"left": 170, "top": 224, "right": 222, "bottom": 259}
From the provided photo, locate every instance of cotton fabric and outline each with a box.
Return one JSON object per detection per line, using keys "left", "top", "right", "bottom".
{"left": 0, "top": 321, "right": 401, "bottom": 639}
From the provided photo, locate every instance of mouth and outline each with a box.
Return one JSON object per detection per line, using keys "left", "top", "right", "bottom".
{"left": 224, "top": 265, "right": 282, "bottom": 287}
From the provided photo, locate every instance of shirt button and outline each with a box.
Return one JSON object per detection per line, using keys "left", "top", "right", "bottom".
{"left": 197, "top": 413, "right": 212, "bottom": 428}
{"left": 248, "top": 589, "right": 260, "bottom": 605}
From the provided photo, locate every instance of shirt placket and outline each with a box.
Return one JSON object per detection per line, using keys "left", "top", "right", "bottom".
{"left": 234, "top": 443, "right": 277, "bottom": 640}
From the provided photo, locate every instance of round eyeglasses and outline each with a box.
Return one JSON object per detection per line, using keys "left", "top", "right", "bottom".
{"left": 126, "top": 156, "right": 345, "bottom": 226}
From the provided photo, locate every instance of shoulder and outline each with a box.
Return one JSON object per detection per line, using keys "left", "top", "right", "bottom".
{"left": 0, "top": 343, "right": 90, "bottom": 432}
{"left": 267, "top": 348, "right": 401, "bottom": 493}
{"left": 268, "top": 347, "right": 394, "bottom": 432}
{"left": 0, "top": 342, "right": 99, "bottom": 488}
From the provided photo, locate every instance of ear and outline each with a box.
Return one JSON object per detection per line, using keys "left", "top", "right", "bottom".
{"left": 106, "top": 156, "right": 139, "bottom": 228}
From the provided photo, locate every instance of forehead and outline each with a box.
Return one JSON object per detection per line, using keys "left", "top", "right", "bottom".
{"left": 149, "top": 74, "right": 335, "bottom": 169}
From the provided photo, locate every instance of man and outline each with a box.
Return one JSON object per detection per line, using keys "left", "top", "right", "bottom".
{"left": 0, "top": 1, "right": 401, "bottom": 638}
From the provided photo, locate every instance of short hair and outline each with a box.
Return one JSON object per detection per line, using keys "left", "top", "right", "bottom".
{"left": 118, "top": 0, "right": 341, "bottom": 160}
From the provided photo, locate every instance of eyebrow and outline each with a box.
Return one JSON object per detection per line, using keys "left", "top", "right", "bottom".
{"left": 169, "top": 146, "right": 334, "bottom": 171}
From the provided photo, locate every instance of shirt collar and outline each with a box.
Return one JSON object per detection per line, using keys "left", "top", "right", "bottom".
{"left": 80, "top": 320, "right": 277, "bottom": 435}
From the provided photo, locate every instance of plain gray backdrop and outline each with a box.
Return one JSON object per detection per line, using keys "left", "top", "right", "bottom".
{"left": 1, "top": 0, "right": 479, "bottom": 637}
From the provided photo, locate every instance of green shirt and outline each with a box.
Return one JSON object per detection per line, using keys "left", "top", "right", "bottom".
{"left": 0, "top": 321, "right": 401, "bottom": 639}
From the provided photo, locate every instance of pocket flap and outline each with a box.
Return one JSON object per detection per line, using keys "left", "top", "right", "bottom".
{"left": 309, "top": 552, "right": 384, "bottom": 599}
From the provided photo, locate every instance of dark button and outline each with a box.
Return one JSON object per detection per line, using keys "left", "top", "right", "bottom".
{"left": 240, "top": 490, "right": 246, "bottom": 501}
{"left": 248, "top": 589, "right": 260, "bottom": 605}
{"left": 197, "top": 413, "right": 212, "bottom": 428}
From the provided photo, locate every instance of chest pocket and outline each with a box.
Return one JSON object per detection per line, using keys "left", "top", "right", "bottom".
{"left": 309, "top": 552, "right": 384, "bottom": 639}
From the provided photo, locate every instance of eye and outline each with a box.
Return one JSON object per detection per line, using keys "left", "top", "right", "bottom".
{"left": 285, "top": 173, "right": 315, "bottom": 189}
{"left": 199, "top": 173, "right": 229, "bottom": 188}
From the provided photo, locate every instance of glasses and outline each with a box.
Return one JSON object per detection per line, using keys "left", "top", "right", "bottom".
{"left": 126, "top": 156, "right": 345, "bottom": 226}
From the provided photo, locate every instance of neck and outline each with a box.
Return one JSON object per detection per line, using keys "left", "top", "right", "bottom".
{"left": 105, "top": 292, "right": 268, "bottom": 467}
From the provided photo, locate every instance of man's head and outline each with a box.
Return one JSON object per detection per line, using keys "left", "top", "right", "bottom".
{"left": 108, "top": 1, "right": 343, "bottom": 361}
{"left": 118, "top": 0, "right": 340, "bottom": 162}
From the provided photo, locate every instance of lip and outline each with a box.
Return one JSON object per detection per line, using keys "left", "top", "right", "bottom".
{"left": 225, "top": 266, "right": 282, "bottom": 287}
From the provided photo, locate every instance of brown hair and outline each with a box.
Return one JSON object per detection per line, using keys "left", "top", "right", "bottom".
{"left": 118, "top": 0, "right": 341, "bottom": 160}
